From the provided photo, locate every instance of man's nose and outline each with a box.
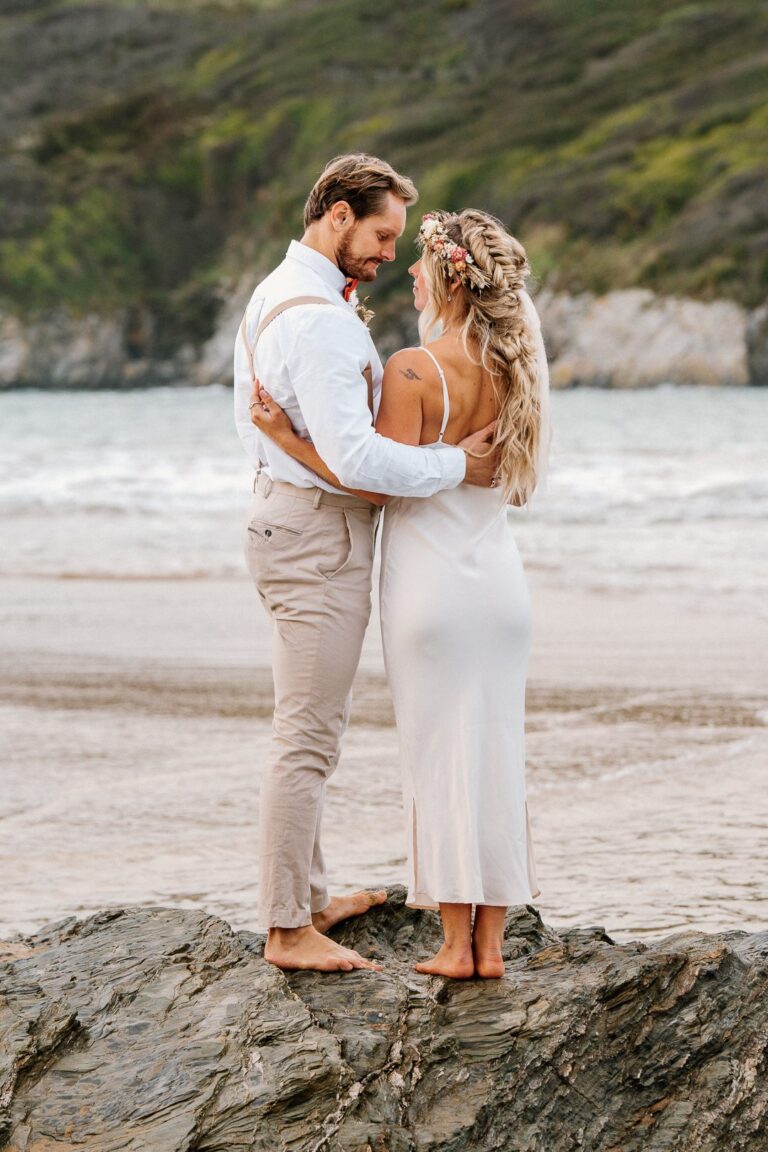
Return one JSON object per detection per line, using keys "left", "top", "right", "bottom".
{"left": 381, "top": 242, "right": 396, "bottom": 262}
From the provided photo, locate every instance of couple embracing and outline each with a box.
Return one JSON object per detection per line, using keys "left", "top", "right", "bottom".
{"left": 234, "top": 153, "right": 549, "bottom": 978}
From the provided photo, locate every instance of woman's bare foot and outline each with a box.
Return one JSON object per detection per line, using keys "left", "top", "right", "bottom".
{"left": 264, "top": 925, "right": 382, "bottom": 972}
{"left": 473, "top": 946, "right": 505, "bottom": 979}
{"left": 472, "top": 904, "right": 507, "bottom": 979}
{"left": 415, "top": 943, "right": 474, "bottom": 979}
{"left": 312, "top": 890, "right": 387, "bottom": 935}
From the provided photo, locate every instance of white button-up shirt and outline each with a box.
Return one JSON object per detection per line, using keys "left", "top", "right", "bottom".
{"left": 233, "top": 240, "right": 465, "bottom": 495}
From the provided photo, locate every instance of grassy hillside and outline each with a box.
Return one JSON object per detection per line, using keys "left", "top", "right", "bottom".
{"left": 0, "top": 0, "right": 766, "bottom": 351}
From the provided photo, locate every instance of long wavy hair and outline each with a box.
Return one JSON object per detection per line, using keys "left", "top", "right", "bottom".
{"left": 417, "top": 209, "right": 547, "bottom": 504}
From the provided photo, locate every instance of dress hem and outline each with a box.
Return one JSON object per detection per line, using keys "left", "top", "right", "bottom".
{"left": 406, "top": 887, "right": 541, "bottom": 911}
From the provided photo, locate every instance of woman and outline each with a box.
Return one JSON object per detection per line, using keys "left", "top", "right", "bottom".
{"left": 250, "top": 209, "right": 549, "bottom": 978}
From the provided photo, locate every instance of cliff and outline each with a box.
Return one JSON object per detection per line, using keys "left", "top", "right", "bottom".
{"left": 2, "top": 889, "right": 766, "bottom": 1150}
{"left": 1, "top": 284, "right": 763, "bottom": 390}
{"left": 0, "top": 0, "right": 766, "bottom": 387}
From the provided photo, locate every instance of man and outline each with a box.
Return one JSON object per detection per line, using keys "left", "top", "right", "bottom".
{"left": 234, "top": 153, "right": 498, "bottom": 972}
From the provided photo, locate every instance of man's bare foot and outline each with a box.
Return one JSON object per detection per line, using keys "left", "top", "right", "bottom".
{"left": 415, "top": 943, "right": 474, "bottom": 979}
{"left": 264, "top": 925, "right": 382, "bottom": 972}
{"left": 312, "top": 890, "right": 388, "bottom": 935}
{"left": 473, "top": 946, "right": 505, "bottom": 979}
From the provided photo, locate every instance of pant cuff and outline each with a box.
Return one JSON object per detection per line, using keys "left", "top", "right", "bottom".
{"left": 262, "top": 908, "right": 313, "bottom": 930}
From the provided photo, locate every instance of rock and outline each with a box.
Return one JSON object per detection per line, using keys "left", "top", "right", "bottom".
{"left": 194, "top": 275, "right": 256, "bottom": 388}
{"left": 746, "top": 301, "right": 768, "bottom": 386}
{"left": 1, "top": 889, "right": 766, "bottom": 1150}
{"left": 0, "top": 309, "right": 191, "bottom": 390}
{"left": 536, "top": 288, "right": 751, "bottom": 389}
{"left": 0, "top": 309, "right": 125, "bottom": 389}
{"left": 1, "top": 286, "right": 766, "bottom": 390}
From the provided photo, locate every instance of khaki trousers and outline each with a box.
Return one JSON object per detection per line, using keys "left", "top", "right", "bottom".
{"left": 244, "top": 472, "right": 379, "bottom": 929}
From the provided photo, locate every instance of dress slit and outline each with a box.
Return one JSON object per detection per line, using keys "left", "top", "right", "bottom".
{"left": 411, "top": 799, "right": 420, "bottom": 899}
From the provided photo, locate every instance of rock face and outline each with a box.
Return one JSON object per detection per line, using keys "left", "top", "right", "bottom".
{"left": 0, "top": 309, "right": 192, "bottom": 390}
{"left": 537, "top": 289, "right": 751, "bottom": 389}
{"left": 747, "top": 302, "right": 768, "bottom": 387}
{"left": 1, "top": 288, "right": 766, "bottom": 390}
{"left": 1, "top": 890, "right": 766, "bottom": 1151}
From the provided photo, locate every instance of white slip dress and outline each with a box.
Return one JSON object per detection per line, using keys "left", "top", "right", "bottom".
{"left": 379, "top": 346, "right": 539, "bottom": 909}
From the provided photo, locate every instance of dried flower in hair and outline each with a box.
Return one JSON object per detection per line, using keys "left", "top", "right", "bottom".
{"left": 417, "top": 214, "right": 488, "bottom": 291}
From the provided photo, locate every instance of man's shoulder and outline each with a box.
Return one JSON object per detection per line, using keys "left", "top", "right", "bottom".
{"left": 246, "top": 277, "right": 351, "bottom": 329}
{"left": 249, "top": 256, "right": 332, "bottom": 308}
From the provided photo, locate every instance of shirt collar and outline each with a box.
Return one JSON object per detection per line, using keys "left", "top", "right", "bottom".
{"left": 286, "top": 240, "right": 346, "bottom": 294}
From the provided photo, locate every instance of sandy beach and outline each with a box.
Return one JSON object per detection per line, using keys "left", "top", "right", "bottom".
{"left": 3, "top": 571, "right": 766, "bottom": 943}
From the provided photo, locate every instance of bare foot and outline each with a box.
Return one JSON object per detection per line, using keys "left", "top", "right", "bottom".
{"left": 312, "top": 890, "right": 387, "bottom": 935}
{"left": 473, "top": 947, "right": 505, "bottom": 979}
{"left": 415, "top": 944, "right": 475, "bottom": 979}
{"left": 264, "top": 925, "right": 382, "bottom": 972}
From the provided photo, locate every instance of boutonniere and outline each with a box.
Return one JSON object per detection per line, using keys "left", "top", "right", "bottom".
{"left": 348, "top": 287, "right": 375, "bottom": 327}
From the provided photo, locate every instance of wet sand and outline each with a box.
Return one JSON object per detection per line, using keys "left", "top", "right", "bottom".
{"left": 2, "top": 574, "right": 766, "bottom": 941}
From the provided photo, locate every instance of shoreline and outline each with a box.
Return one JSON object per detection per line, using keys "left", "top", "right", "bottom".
{"left": 2, "top": 287, "right": 767, "bottom": 390}
{"left": 3, "top": 575, "right": 767, "bottom": 943}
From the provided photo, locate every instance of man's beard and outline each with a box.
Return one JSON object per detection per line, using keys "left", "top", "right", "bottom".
{"left": 336, "top": 231, "right": 381, "bottom": 282}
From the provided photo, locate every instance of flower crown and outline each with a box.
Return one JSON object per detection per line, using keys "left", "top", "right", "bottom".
{"left": 416, "top": 212, "right": 489, "bottom": 291}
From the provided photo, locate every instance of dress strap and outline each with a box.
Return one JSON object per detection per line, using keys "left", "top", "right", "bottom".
{"left": 417, "top": 346, "right": 450, "bottom": 441}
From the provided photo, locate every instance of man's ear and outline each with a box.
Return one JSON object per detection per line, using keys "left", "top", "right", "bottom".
{"left": 329, "top": 200, "right": 354, "bottom": 232}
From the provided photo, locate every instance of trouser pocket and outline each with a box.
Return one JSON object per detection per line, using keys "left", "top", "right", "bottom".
{"left": 317, "top": 510, "right": 354, "bottom": 580}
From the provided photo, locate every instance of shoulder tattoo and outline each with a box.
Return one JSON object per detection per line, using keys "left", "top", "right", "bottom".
{"left": 398, "top": 367, "right": 422, "bottom": 381}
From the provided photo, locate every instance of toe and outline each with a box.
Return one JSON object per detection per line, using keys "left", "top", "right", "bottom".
{"left": 348, "top": 948, "right": 383, "bottom": 971}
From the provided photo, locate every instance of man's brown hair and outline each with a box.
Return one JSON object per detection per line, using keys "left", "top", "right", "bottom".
{"left": 303, "top": 153, "right": 418, "bottom": 229}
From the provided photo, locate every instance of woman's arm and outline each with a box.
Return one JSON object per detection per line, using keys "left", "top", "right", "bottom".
{"left": 250, "top": 351, "right": 427, "bottom": 505}
{"left": 249, "top": 384, "right": 388, "bottom": 506}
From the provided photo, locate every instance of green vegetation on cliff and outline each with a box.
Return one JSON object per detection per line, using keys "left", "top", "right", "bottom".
{"left": 0, "top": 0, "right": 766, "bottom": 350}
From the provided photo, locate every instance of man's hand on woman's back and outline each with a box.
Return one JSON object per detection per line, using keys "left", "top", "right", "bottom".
{"left": 460, "top": 422, "right": 501, "bottom": 488}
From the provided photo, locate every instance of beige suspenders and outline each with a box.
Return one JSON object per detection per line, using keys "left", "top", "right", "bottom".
{"left": 239, "top": 295, "right": 375, "bottom": 419}
{"left": 239, "top": 295, "right": 332, "bottom": 386}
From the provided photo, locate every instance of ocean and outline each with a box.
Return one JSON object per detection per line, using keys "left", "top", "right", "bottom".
{"left": 1, "top": 384, "right": 766, "bottom": 941}
{"left": 1, "top": 384, "right": 766, "bottom": 602}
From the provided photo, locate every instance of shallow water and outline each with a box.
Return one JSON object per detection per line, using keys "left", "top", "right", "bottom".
{"left": 3, "top": 675, "right": 766, "bottom": 942}
{"left": 1, "top": 386, "right": 767, "bottom": 943}
{"left": 1, "top": 385, "right": 766, "bottom": 606}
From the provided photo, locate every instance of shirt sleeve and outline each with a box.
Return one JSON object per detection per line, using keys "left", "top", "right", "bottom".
{"left": 233, "top": 300, "right": 266, "bottom": 470}
{"left": 278, "top": 306, "right": 466, "bottom": 496}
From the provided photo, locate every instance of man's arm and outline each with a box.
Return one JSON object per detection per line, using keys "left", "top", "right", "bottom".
{"left": 282, "top": 307, "right": 465, "bottom": 497}
{"left": 250, "top": 381, "right": 388, "bottom": 506}
{"left": 234, "top": 299, "right": 266, "bottom": 469}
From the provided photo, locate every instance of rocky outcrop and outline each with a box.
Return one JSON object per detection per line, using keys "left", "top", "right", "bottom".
{"left": 1, "top": 889, "right": 766, "bottom": 1151}
{"left": 1, "top": 287, "right": 766, "bottom": 390}
{"left": 746, "top": 302, "right": 768, "bottom": 387}
{"left": 537, "top": 288, "right": 754, "bottom": 388}
{"left": 0, "top": 310, "right": 126, "bottom": 390}
{"left": 0, "top": 309, "right": 193, "bottom": 390}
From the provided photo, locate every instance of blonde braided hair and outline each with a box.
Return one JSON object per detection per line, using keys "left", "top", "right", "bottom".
{"left": 417, "top": 209, "right": 546, "bottom": 505}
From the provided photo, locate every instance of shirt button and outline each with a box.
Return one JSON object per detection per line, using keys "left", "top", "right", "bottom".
{"left": 264, "top": 529, "right": 272, "bottom": 537}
